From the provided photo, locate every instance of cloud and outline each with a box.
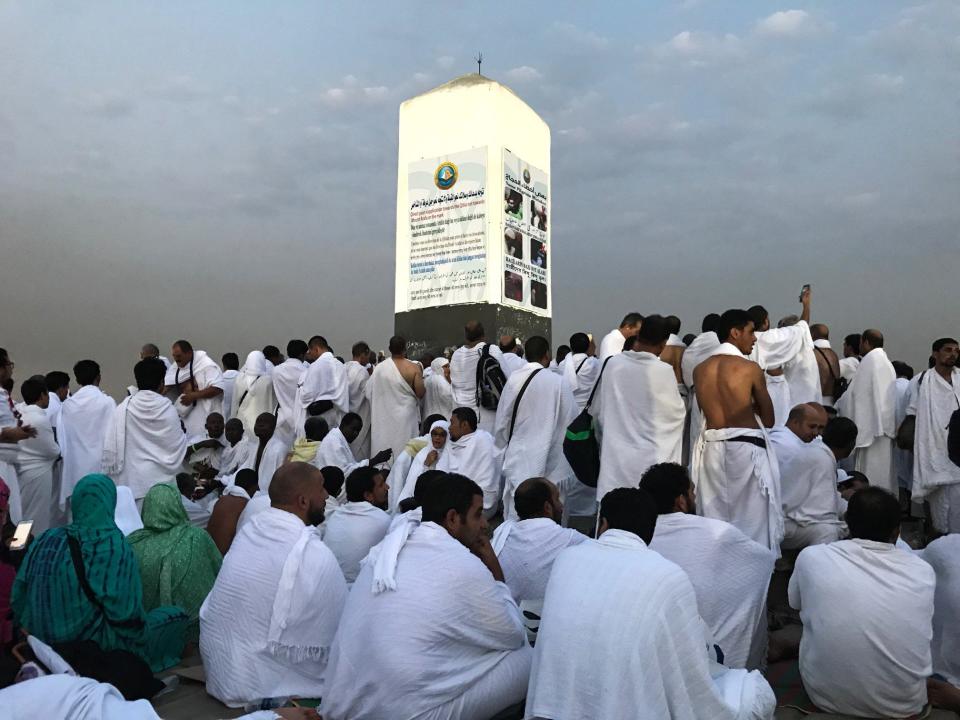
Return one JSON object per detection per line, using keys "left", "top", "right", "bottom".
{"left": 504, "top": 65, "right": 542, "bottom": 83}
{"left": 436, "top": 55, "right": 455, "bottom": 69}
{"left": 653, "top": 30, "right": 745, "bottom": 67}
{"left": 808, "top": 73, "right": 908, "bottom": 118}
{"left": 319, "top": 82, "right": 391, "bottom": 107}
{"left": 547, "top": 22, "right": 609, "bottom": 52}
{"left": 755, "top": 10, "right": 827, "bottom": 38}
{"left": 82, "top": 92, "right": 135, "bottom": 119}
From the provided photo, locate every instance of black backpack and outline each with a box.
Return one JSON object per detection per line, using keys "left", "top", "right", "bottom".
{"left": 562, "top": 357, "right": 611, "bottom": 488}
{"left": 476, "top": 344, "right": 507, "bottom": 410}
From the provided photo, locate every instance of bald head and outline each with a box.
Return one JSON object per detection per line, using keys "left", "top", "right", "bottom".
{"left": 810, "top": 324, "right": 829, "bottom": 341}
{"left": 140, "top": 343, "right": 161, "bottom": 360}
{"left": 269, "top": 461, "right": 328, "bottom": 526}
{"left": 861, "top": 329, "right": 884, "bottom": 353}
{"left": 787, "top": 403, "right": 828, "bottom": 443}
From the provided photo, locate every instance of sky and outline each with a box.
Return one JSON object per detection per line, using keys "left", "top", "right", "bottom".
{"left": 1, "top": 1, "right": 958, "bottom": 397}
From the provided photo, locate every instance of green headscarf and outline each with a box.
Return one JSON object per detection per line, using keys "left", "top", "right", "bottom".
{"left": 13, "top": 474, "right": 188, "bottom": 671}
{"left": 129, "top": 483, "right": 221, "bottom": 640}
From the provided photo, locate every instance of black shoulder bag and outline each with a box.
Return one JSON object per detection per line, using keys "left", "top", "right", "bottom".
{"left": 563, "top": 357, "right": 612, "bottom": 488}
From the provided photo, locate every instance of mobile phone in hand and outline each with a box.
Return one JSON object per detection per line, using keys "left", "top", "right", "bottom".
{"left": 799, "top": 284, "right": 811, "bottom": 302}
{"left": 10, "top": 521, "right": 33, "bottom": 551}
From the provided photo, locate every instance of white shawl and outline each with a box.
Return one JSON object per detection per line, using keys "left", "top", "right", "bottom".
{"left": 923, "top": 534, "right": 960, "bottom": 685}
{"left": 837, "top": 347, "right": 897, "bottom": 448}
{"left": 526, "top": 529, "right": 775, "bottom": 720}
{"left": 316, "top": 427, "right": 367, "bottom": 477}
{"left": 494, "top": 363, "right": 578, "bottom": 521}
{"left": 219, "top": 435, "right": 255, "bottom": 477}
{"left": 593, "top": 351, "right": 686, "bottom": 501}
{"left": 15, "top": 404, "right": 60, "bottom": 534}
{"left": 296, "top": 352, "right": 349, "bottom": 437}
{"left": 57, "top": 385, "right": 116, "bottom": 510}
{"left": 367, "top": 358, "right": 421, "bottom": 463}
{"left": 102, "top": 391, "right": 187, "bottom": 500}
{"left": 232, "top": 351, "right": 277, "bottom": 440}
{"left": 438, "top": 428, "right": 501, "bottom": 516}
{"left": 449, "top": 343, "right": 505, "bottom": 432}
{"left": 650, "top": 513, "right": 775, "bottom": 670}
{"left": 422, "top": 357, "right": 453, "bottom": 421}
{"left": 272, "top": 358, "right": 307, "bottom": 437}
{"left": 769, "top": 428, "right": 845, "bottom": 530}
{"left": 321, "top": 500, "right": 391, "bottom": 584}
{"left": 0, "top": 674, "right": 162, "bottom": 720}
{"left": 749, "top": 322, "right": 822, "bottom": 405}
{"left": 321, "top": 521, "right": 527, "bottom": 720}
{"left": 909, "top": 368, "right": 960, "bottom": 500}
{"left": 364, "top": 507, "right": 422, "bottom": 593}
{"left": 113, "top": 485, "right": 144, "bottom": 536}
{"left": 681, "top": 331, "right": 720, "bottom": 389}
{"left": 598, "top": 328, "right": 625, "bottom": 361}
{"left": 561, "top": 353, "right": 601, "bottom": 411}
{"left": 492, "top": 517, "right": 587, "bottom": 603}
{"left": 344, "top": 360, "right": 371, "bottom": 457}
{"left": 200, "top": 507, "right": 347, "bottom": 707}
{"left": 250, "top": 436, "right": 290, "bottom": 492}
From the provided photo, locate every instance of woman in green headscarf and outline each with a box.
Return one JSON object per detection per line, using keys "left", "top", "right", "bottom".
{"left": 129, "top": 483, "right": 221, "bottom": 642}
{"left": 12, "top": 474, "right": 188, "bottom": 671}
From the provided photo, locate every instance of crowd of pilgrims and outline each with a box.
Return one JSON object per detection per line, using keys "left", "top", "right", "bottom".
{"left": 1, "top": 288, "right": 960, "bottom": 719}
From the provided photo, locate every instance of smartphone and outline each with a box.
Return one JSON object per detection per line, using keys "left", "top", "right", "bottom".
{"left": 10, "top": 521, "right": 33, "bottom": 551}
{"left": 799, "top": 284, "right": 811, "bottom": 302}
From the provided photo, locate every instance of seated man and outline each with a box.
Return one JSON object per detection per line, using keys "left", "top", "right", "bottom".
{"left": 769, "top": 404, "right": 847, "bottom": 548}
{"left": 923, "top": 533, "right": 960, "bottom": 688}
{"left": 246, "top": 413, "right": 290, "bottom": 492}
{"left": 322, "top": 474, "right": 531, "bottom": 720}
{"left": 789, "top": 487, "right": 935, "bottom": 717}
{"left": 322, "top": 466, "right": 391, "bottom": 584}
{"left": 217, "top": 418, "right": 254, "bottom": 479}
{"left": 288, "top": 416, "right": 329, "bottom": 465}
{"left": 206, "top": 468, "right": 259, "bottom": 555}
{"left": 643, "top": 463, "right": 775, "bottom": 670}
{"left": 184, "top": 411, "right": 226, "bottom": 476}
{"left": 319, "top": 465, "right": 346, "bottom": 518}
{"left": 438, "top": 407, "right": 501, "bottom": 518}
{"left": 176, "top": 472, "right": 212, "bottom": 528}
{"left": 316, "top": 412, "right": 391, "bottom": 477}
{"left": 526, "top": 487, "right": 776, "bottom": 719}
{"left": 200, "top": 462, "right": 348, "bottom": 708}
{"left": 492, "top": 477, "right": 587, "bottom": 604}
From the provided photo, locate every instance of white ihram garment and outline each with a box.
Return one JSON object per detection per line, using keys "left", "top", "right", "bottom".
{"left": 398, "top": 420, "right": 448, "bottom": 504}
{"left": 0, "top": 674, "right": 162, "bottom": 720}
{"left": 560, "top": 352, "right": 600, "bottom": 411}
{"left": 837, "top": 348, "right": 897, "bottom": 494}
{"left": 220, "top": 369, "right": 238, "bottom": 423}
{"left": 750, "top": 322, "right": 822, "bottom": 405}
{"left": 272, "top": 358, "right": 307, "bottom": 439}
{"left": 597, "top": 327, "right": 625, "bottom": 361}
{"left": 922, "top": 534, "right": 960, "bottom": 685}
{"left": 594, "top": 351, "right": 685, "bottom": 501}
{"left": 295, "top": 352, "right": 349, "bottom": 438}
{"left": 651, "top": 513, "right": 775, "bottom": 670}
{"left": 789, "top": 539, "right": 934, "bottom": 718}
{"left": 838, "top": 356, "right": 860, "bottom": 382}
{"left": 367, "top": 358, "right": 421, "bottom": 468}
{"left": 449, "top": 342, "right": 505, "bottom": 434}
{"left": 768, "top": 428, "right": 845, "bottom": 548}
{"left": 344, "top": 360, "right": 371, "bottom": 459}
{"left": 244, "top": 436, "right": 289, "bottom": 493}
{"left": 494, "top": 363, "right": 577, "bottom": 522}
{"left": 438, "top": 429, "right": 502, "bottom": 517}
{"left": 909, "top": 369, "right": 960, "bottom": 531}
{"left": 321, "top": 500, "right": 391, "bottom": 584}
{"left": 57, "top": 385, "right": 116, "bottom": 511}
{"left": 765, "top": 373, "right": 792, "bottom": 427}
{"left": 682, "top": 331, "right": 721, "bottom": 466}
{"left": 163, "top": 350, "right": 224, "bottom": 437}
{"left": 232, "top": 351, "right": 277, "bottom": 442}
{"left": 422, "top": 358, "right": 453, "bottom": 422}
{"left": 15, "top": 404, "right": 60, "bottom": 533}
{"left": 322, "top": 522, "right": 531, "bottom": 720}
{"left": 526, "top": 529, "right": 776, "bottom": 720}
{"left": 102, "top": 391, "right": 187, "bottom": 501}
{"left": 316, "top": 428, "right": 367, "bottom": 478}
{"left": 200, "top": 507, "right": 347, "bottom": 708}
{"left": 492, "top": 516, "right": 587, "bottom": 603}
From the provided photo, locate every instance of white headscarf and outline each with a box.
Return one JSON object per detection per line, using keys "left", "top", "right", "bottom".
{"left": 241, "top": 350, "right": 269, "bottom": 379}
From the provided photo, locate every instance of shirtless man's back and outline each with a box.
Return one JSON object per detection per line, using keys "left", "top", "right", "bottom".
{"left": 661, "top": 345, "right": 685, "bottom": 384}
{"left": 393, "top": 355, "right": 426, "bottom": 399}
{"left": 695, "top": 355, "right": 773, "bottom": 430}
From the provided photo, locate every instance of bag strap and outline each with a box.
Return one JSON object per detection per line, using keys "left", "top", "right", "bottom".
{"left": 508, "top": 368, "right": 544, "bottom": 443}
{"left": 237, "top": 389, "right": 250, "bottom": 408}
{"left": 575, "top": 357, "right": 588, "bottom": 375}
{"left": 584, "top": 357, "right": 613, "bottom": 412}
{"left": 814, "top": 347, "right": 838, "bottom": 381}
{"left": 66, "top": 533, "right": 143, "bottom": 630}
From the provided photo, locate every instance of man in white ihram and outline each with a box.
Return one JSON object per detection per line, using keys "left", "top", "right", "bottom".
{"left": 296, "top": 335, "right": 349, "bottom": 437}
{"left": 594, "top": 314, "right": 685, "bottom": 502}
{"left": 200, "top": 462, "right": 347, "bottom": 708}
{"left": 643, "top": 463, "right": 774, "bottom": 670}
{"left": 837, "top": 329, "right": 897, "bottom": 494}
{"left": 439, "top": 407, "right": 501, "bottom": 518}
{"left": 321, "top": 466, "right": 391, "bottom": 584}
{"left": 102, "top": 359, "right": 187, "bottom": 508}
{"left": 343, "top": 341, "right": 373, "bottom": 459}
{"left": 525, "top": 486, "right": 776, "bottom": 720}
{"left": 494, "top": 336, "right": 577, "bottom": 522}
{"left": 449, "top": 321, "right": 505, "bottom": 434}
{"left": 272, "top": 339, "right": 308, "bottom": 440}
{"left": 164, "top": 340, "right": 224, "bottom": 438}
{"left": 366, "top": 335, "right": 424, "bottom": 467}
{"left": 597, "top": 312, "right": 643, "bottom": 361}
{"left": 322, "top": 473, "right": 531, "bottom": 720}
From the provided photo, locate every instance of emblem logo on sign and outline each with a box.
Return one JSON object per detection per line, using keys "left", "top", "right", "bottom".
{"left": 434, "top": 161, "right": 458, "bottom": 190}
{"left": 522, "top": 168, "right": 531, "bottom": 184}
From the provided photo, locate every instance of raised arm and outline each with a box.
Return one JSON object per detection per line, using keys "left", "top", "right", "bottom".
{"left": 799, "top": 286, "right": 811, "bottom": 324}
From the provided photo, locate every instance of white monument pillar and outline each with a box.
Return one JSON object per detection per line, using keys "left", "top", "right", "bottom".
{"left": 394, "top": 73, "right": 552, "bottom": 353}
